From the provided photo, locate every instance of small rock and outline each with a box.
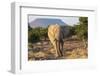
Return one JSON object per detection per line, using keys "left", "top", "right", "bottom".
{"left": 36, "top": 42, "right": 41, "bottom": 45}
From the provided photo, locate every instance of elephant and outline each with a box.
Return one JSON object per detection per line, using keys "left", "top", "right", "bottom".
{"left": 48, "top": 24, "right": 69, "bottom": 57}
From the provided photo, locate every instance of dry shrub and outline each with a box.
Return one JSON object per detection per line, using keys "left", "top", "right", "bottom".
{"left": 66, "top": 48, "right": 88, "bottom": 59}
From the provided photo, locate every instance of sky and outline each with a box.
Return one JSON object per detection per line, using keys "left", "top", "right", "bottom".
{"left": 28, "top": 15, "right": 79, "bottom": 26}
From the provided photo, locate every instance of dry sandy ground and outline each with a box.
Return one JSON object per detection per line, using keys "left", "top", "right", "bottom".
{"left": 28, "top": 39, "right": 88, "bottom": 61}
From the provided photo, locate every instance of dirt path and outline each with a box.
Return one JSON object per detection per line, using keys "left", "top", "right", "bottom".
{"left": 28, "top": 39, "right": 88, "bottom": 61}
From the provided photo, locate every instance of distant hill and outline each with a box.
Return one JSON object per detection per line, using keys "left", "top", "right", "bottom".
{"left": 29, "top": 18, "right": 68, "bottom": 28}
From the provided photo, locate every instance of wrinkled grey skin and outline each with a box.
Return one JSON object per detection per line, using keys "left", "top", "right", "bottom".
{"left": 55, "top": 26, "right": 69, "bottom": 57}
{"left": 48, "top": 24, "right": 69, "bottom": 57}
{"left": 55, "top": 26, "right": 63, "bottom": 57}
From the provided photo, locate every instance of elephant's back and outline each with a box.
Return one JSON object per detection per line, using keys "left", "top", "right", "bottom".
{"left": 48, "top": 24, "right": 61, "bottom": 38}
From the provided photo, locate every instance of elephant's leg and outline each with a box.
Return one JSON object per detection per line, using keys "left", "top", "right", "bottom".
{"left": 60, "top": 40, "right": 64, "bottom": 56}
{"left": 55, "top": 40, "right": 59, "bottom": 57}
{"left": 48, "top": 37, "right": 58, "bottom": 57}
{"left": 53, "top": 41, "right": 59, "bottom": 57}
{"left": 56, "top": 40, "right": 62, "bottom": 57}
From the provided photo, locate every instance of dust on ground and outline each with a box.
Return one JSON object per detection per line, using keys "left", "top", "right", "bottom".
{"left": 28, "top": 38, "right": 88, "bottom": 61}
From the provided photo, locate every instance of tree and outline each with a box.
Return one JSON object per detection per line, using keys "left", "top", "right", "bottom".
{"left": 28, "top": 27, "right": 48, "bottom": 43}
{"left": 75, "top": 17, "right": 88, "bottom": 48}
{"left": 68, "top": 26, "right": 76, "bottom": 36}
{"left": 28, "top": 28, "right": 40, "bottom": 43}
{"left": 40, "top": 28, "right": 48, "bottom": 40}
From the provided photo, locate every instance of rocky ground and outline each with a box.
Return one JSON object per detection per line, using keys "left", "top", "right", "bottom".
{"left": 28, "top": 38, "right": 88, "bottom": 61}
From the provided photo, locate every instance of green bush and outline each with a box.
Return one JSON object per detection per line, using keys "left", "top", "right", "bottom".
{"left": 74, "top": 17, "right": 88, "bottom": 48}
{"left": 28, "top": 29, "right": 40, "bottom": 43}
{"left": 75, "top": 17, "right": 88, "bottom": 41}
{"left": 28, "top": 27, "right": 48, "bottom": 43}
